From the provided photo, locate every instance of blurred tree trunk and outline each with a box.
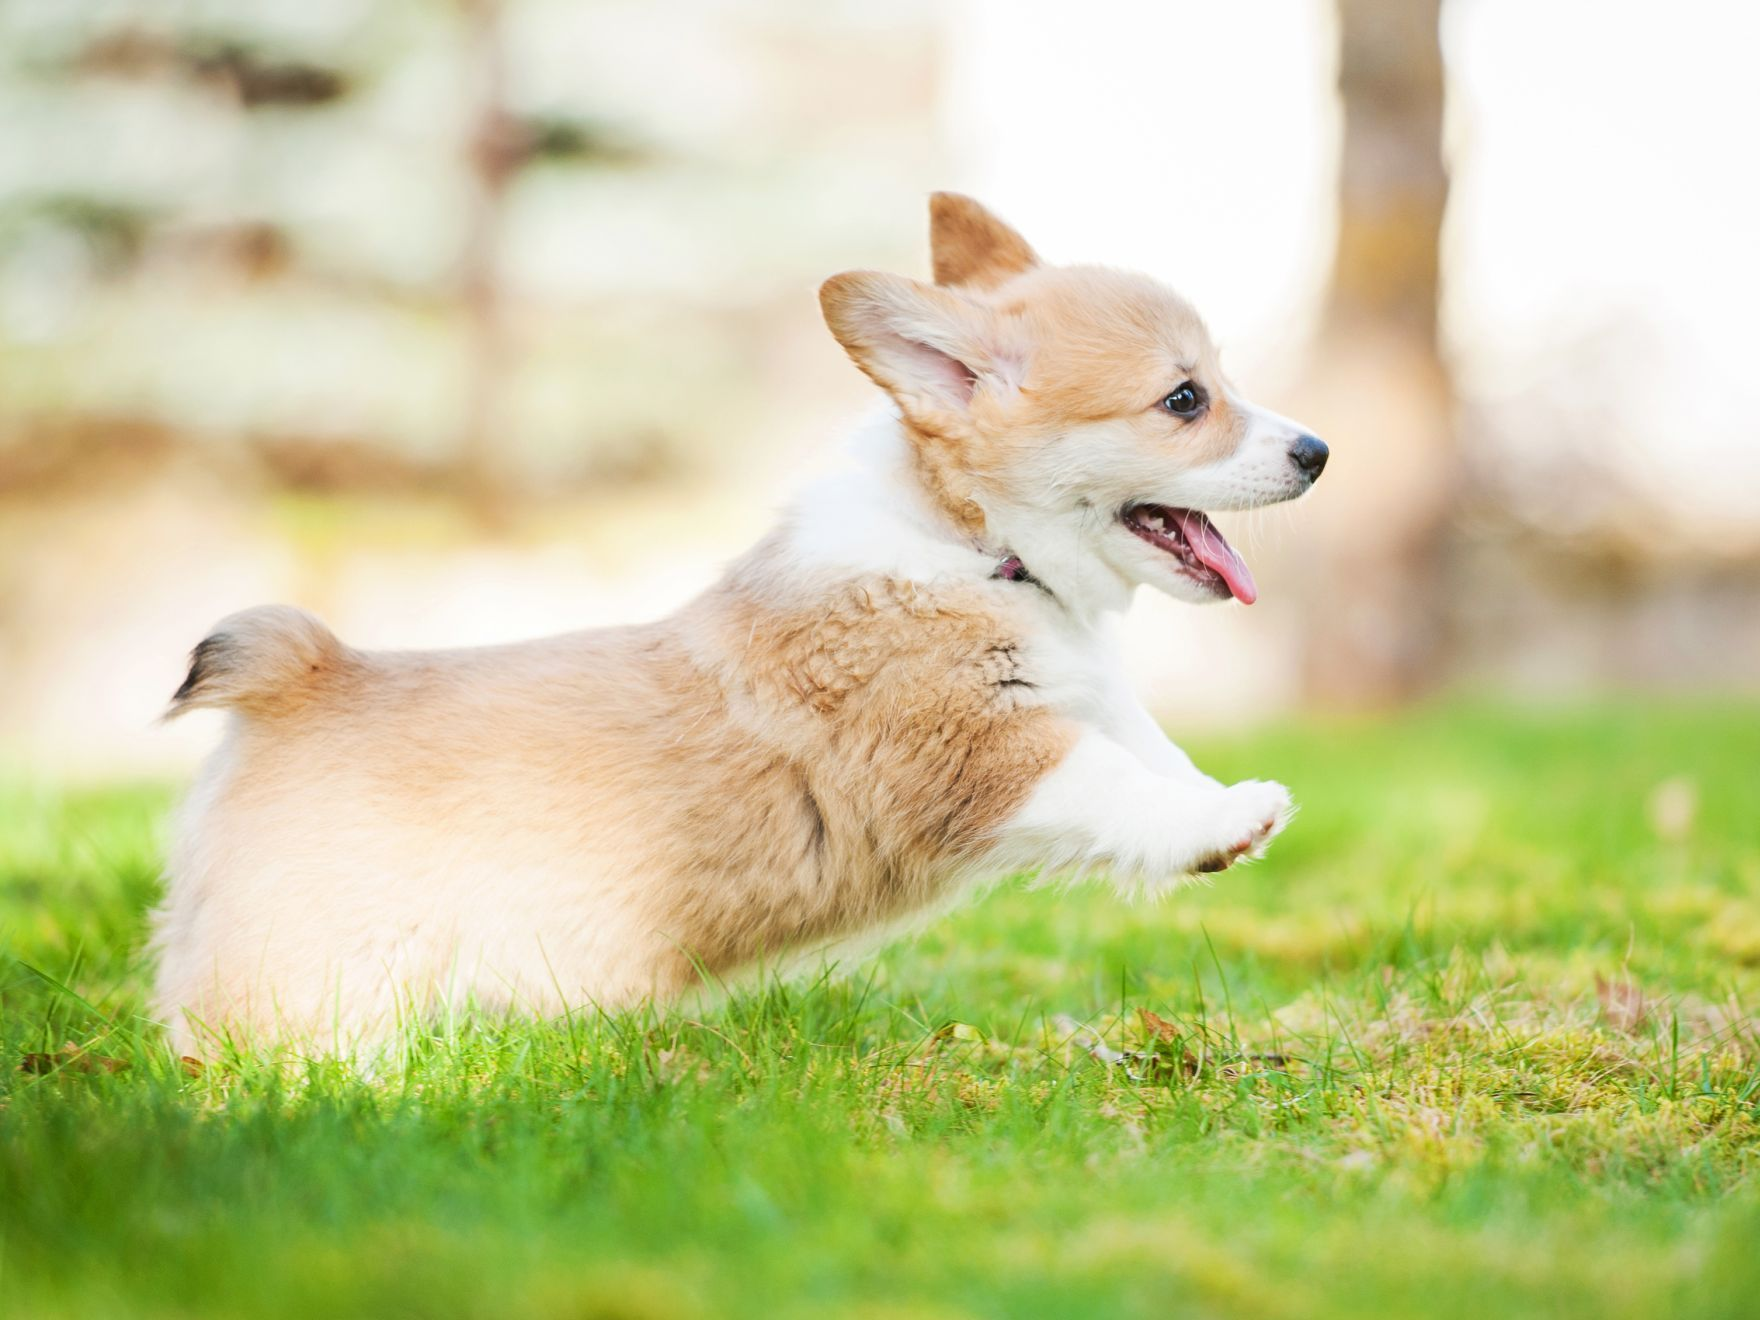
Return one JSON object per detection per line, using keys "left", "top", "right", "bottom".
{"left": 1302, "top": 0, "right": 1456, "bottom": 704}
{"left": 456, "top": 0, "right": 515, "bottom": 520}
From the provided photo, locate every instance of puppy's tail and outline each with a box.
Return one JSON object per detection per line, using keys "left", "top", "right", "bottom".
{"left": 165, "top": 605, "right": 352, "bottom": 721}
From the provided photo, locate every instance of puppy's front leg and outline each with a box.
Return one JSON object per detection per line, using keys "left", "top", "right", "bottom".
{"left": 1091, "top": 651, "right": 1219, "bottom": 786}
{"left": 1110, "top": 697, "right": 1220, "bottom": 786}
{"left": 992, "top": 729, "right": 1291, "bottom": 887}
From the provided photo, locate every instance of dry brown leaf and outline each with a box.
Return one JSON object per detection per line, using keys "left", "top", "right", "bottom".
{"left": 1133, "top": 1011, "right": 1200, "bottom": 1079}
{"left": 20, "top": 1042, "right": 130, "bottom": 1075}
{"left": 1139, "top": 1008, "right": 1180, "bottom": 1041}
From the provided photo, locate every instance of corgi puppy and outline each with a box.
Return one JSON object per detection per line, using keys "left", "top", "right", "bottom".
{"left": 152, "top": 195, "right": 1327, "bottom": 1054}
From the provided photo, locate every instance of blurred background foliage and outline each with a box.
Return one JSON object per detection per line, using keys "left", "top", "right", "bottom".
{"left": 0, "top": 0, "right": 1756, "bottom": 776}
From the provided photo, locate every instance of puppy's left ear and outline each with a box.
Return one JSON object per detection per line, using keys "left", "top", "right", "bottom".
{"left": 930, "top": 192, "right": 1039, "bottom": 291}
{"left": 820, "top": 270, "right": 1026, "bottom": 430}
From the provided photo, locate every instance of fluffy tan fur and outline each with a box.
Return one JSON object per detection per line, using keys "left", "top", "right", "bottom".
{"left": 821, "top": 217, "right": 1253, "bottom": 540}
{"left": 154, "top": 544, "right": 1071, "bottom": 1051}
{"left": 153, "top": 194, "right": 1319, "bottom": 1054}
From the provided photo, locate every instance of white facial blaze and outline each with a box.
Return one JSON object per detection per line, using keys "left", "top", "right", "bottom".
{"left": 1168, "top": 396, "right": 1313, "bottom": 513}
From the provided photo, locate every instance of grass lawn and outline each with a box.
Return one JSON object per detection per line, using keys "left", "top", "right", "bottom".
{"left": 4, "top": 702, "right": 1759, "bottom": 1318}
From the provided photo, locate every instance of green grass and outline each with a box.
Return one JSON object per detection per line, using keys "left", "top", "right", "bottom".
{"left": 4, "top": 702, "right": 1759, "bottom": 1319}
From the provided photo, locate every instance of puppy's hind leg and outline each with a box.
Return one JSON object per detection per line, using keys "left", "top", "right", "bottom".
{"left": 988, "top": 729, "right": 1293, "bottom": 892}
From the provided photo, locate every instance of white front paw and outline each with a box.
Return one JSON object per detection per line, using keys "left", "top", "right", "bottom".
{"left": 1188, "top": 779, "right": 1293, "bottom": 873}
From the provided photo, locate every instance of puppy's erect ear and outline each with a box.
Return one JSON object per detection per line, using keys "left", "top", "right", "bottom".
{"left": 820, "top": 271, "right": 1026, "bottom": 427}
{"left": 929, "top": 192, "right": 1039, "bottom": 291}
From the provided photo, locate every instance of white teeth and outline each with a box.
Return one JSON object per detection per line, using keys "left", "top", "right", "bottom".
{"left": 1144, "top": 513, "right": 1167, "bottom": 532}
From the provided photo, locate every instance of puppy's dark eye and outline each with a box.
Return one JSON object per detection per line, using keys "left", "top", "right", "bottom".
{"left": 1160, "top": 383, "right": 1202, "bottom": 416}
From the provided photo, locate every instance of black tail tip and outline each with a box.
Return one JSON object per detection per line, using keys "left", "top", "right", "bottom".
{"left": 170, "top": 634, "right": 227, "bottom": 708}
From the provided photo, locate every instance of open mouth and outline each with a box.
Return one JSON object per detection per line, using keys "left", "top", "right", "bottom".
{"left": 1121, "top": 505, "right": 1258, "bottom": 604}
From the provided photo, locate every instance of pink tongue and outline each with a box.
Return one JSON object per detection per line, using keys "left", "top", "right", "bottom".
{"left": 1169, "top": 509, "right": 1257, "bottom": 605}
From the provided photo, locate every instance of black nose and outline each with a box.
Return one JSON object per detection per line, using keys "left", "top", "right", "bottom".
{"left": 1289, "top": 434, "right": 1328, "bottom": 480}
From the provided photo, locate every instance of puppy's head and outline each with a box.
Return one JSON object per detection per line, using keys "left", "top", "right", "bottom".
{"left": 820, "top": 194, "right": 1327, "bottom": 606}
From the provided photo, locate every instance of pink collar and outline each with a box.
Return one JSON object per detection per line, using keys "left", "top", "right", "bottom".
{"left": 993, "top": 555, "right": 1052, "bottom": 597}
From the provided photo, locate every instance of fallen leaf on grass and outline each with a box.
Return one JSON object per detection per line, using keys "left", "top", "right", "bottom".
{"left": 1139, "top": 1009, "right": 1202, "bottom": 1078}
{"left": 1138, "top": 1010, "right": 1291, "bottom": 1078}
{"left": 1138, "top": 1008, "right": 1180, "bottom": 1042}
{"left": 20, "top": 1042, "right": 130, "bottom": 1075}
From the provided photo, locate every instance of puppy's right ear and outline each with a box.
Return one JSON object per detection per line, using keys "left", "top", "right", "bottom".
{"left": 929, "top": 192, "right": 1039, "bottom": 291}
{"left": 820, "top": 271, "right": 1026, "bottom": 431}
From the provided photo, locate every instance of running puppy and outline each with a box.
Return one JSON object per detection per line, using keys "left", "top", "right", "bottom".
{"left": 153, "top": 195, "right": 1328, "bottom": 1053}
